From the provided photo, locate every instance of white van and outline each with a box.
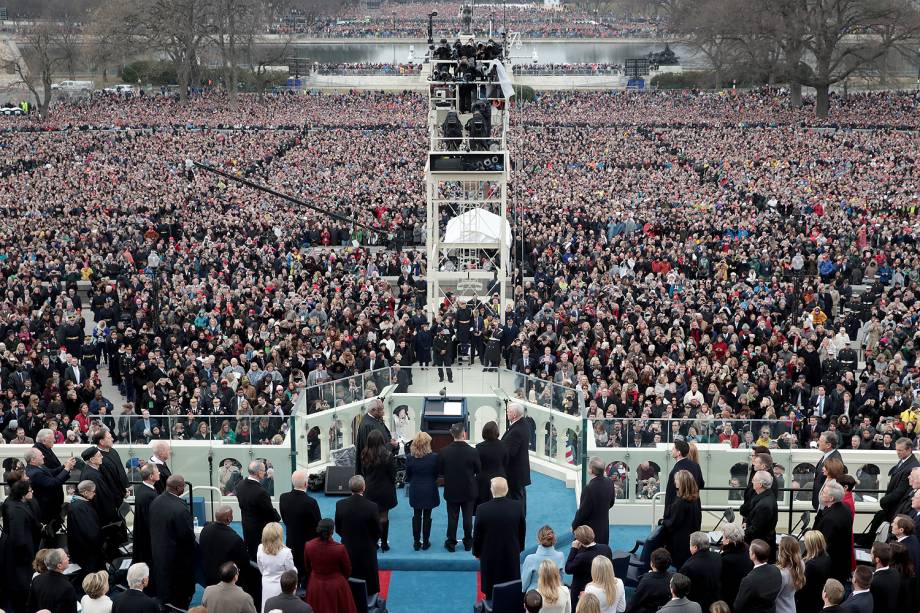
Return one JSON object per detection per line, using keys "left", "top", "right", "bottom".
{"left": 51, "top": 80, "right": 94, "bottom": 93}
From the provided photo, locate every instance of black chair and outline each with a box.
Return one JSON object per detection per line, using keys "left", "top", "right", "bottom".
{"left": 483, "top": 579, "right": 523, "bottom": 613}
{"left": 349, "top": 577, "right": 386, "bottom": 613}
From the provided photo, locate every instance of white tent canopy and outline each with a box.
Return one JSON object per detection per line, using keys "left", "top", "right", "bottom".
{"left": 444, "top": 208, "right": 512, "bottom": 249}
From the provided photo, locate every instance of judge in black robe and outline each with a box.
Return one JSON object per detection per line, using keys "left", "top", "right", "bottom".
{"left": 1, "top": 482, "right": 42, "bottom": 613}
{"left": 354, "top": 400, "right": 396, "bottom": 476}
{"left": 149, "top": 475, "right": 196, "bottom": 609}
{"left": 473, "top": 478, "right": 526, "bottom": 598}
{"left": 199, "top": 506, "right": 258, "bottom": 597}
{"left": 92, "top": 431, "right": 129, "bottom": 525}
{"left": 66, "top": 482, "right": 104, "bottom": 573}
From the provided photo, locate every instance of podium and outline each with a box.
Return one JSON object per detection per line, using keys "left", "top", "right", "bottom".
{"left": 422, "top": 396, "right": 468, "bottom": 452}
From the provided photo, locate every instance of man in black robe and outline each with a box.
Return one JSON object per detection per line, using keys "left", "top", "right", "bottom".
{"left": 354, "top": 399, "right": 397, "bottom": 475}
{"left": 149, "top": 475, "right": 196, "bottom": 609}
{"left": 66, "top": 480, "right": 104, "bottom": 574}
{"left": 2, "top": 479, "right": 41, "bottom": 613}
{"left": 473, "top": 477, "right": 526, "bottom": 599}
{"left": 92, "top": 428, "right": 129, "bottom": 523}
{"left": 132, "top": 462, "right": 159, "bottom": 571}
{"left": 200, "top": 505, "right": 257, "bottom": 598}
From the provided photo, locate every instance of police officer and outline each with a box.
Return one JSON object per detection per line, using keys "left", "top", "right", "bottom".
{"left": 433, "top": 327, "right": 454, "bottom": 383}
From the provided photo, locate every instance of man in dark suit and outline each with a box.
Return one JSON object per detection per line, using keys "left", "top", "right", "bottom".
{"left": 279, "top": 470, "right": 321, "bottom": 582}
{"left": 473, "top": 477, "right": 526, "bottom": 601}
{"left": 733, "top": 539, "right": 782, "bottom": 613}
{"left": 744, "top": 470, "right": 778, "bottom": 561}
{"left": 821, "top": 578, "right": 846, "bottom": 612}
{"left": 31, "top": 428, "right": 75, "bottom": 525}
{"left": 63, "top": 355, "right": 88, "bottom": 386}
{"left": 235, "top": 459, "right": 281, "bottom": 560}
{"left": 572, "top": 456, "right": 616, "bottom": 545}
{"left": 658, "top": 573, "right": 702, "bottom": 613}
{"left": 627, "top": 547, "right": 673, "bottom": 613}
{"left": 869, "top": 542, "right": 899, "bottom": 612}
{"left": 24, "top": 446, "right": 77, "bottom": 525}
{"left": 132, "top": 462, "right": 159, "bottom": 570}
{"left": 200, "top": 505, "right": 255, "bottom": 593}
{"left": 354, "top": 398, "right": 398, "bottom": 475}
{"left": 815, "top": 481, "right": 855, "bottom": 584}
{"left": 867, "top": 437, "right": 919, "bottom": 536}
{"left": 26, "top": 548, "right": 77, "bottom": 613}
{"left": 264, "top": 570, "right": 314, "bottom": 613}
{"left": 501, "top": 402, "right": 531, "bottom": 513}
{"left": 438, "top": 422, "right": 481, "bottom": 552}
{"left": 335, "top": 475, "right": 381, "bottom": 596}
{"left": 665, "top": 440, "right": 705, "bottom": 511}
{"left": 149, "top": 475, "right": 196, "bottom": 609}
{"left": 892, "top": 513, "right": 920, "bottom": 590}
{"left": 679, "top": 532, "right": 722, "bottom": 612}
{"left": 839, "top": 566, "right": 874, "bottom": 613}
{"left": 66, "top": 480, "right": 104, "bottom": 574}
{"left": 812, "top": 431, "right": 842, "bottom": 510}
{"left": 149, "top": 440, "right": 172, "bottom": 494}
{"left": 112, "top": 563, "right": 160, "bottom": 613}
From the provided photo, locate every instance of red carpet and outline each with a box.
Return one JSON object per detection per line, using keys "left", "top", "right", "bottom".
{"left": 378, "top": 570, "right": 392, "bottom": 599}
{"left": 476, "top": 571, "right": 485, "bottom": 602}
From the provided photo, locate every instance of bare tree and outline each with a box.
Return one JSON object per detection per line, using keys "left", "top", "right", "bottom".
{"left": 86, "top": 2, "right": 138, "bottom": 84}
{"left": 7, "top": 24, "right": 70, "bottom": 119}
{"left": 671, "top": 0, "right": 749, "bottom": 88}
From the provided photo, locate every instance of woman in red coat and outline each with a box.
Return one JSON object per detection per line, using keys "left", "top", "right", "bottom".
{"left": 304, "top": 518, "right": 357, "bottom": 613}
{"left": 837, "top": 473, "right": 858, "bottom": 572}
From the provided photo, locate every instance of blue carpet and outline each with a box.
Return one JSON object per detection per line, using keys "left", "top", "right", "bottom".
{"left": 386, "top": 570, "right": 479, "bottom": 612}
{"left": 314, "top": 472, "right": 577, "bottom": 571}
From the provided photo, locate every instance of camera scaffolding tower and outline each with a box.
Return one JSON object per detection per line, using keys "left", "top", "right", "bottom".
{"left": 423, "top": 20, "right": 514, "bottom": 323}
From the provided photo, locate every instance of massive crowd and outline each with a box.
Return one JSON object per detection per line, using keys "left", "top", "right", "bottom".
{"left": 271, "top": 2, "right": 664, "bottom": 40}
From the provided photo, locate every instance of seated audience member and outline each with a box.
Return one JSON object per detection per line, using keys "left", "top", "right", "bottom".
{"left": 821, "top": 578, "right": 845, "bottom": 611}
{"left": 625, "top": 548, "right": 673, "bottom": 613}
{"left": 27, "top": 548, "right": 77, "bottom": 613}
{"left": 679, "top": 532, "right": 721, "bottom": 612}
{"left": 584, "top": 555, "right": 625, "bottom": 612}
{"left": 838, "top": 566, "right": 872, "bottom": 612}
{"left": 733, "top": 539, "right": 782, "bottom": 613}
{"left": 536, "top": 559, "right": 571, "bottom": 613}
{"left": 522, "top": 525, "right": 566, "bottom": 592}
{"left": 566, "top": 525, "right": 613, "bottom": 610}
{"left": 112, "top": 563, "right": 160, "bottom": 613}
{"left": 658, "top": 573, "right": 701, "bottom": 613}
{"left": 264, "top": 569, "right": 314, "bottom": 613}
{"left": 201, "top": 561, "right": 258, "bottom": 613}
{"left": 80, "top": 570, "right": 113, "bottom": 613}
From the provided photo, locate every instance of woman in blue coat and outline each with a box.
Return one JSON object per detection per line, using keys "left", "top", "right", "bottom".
{"left": 405, "top": 431, "right": 440, "bottom": 550}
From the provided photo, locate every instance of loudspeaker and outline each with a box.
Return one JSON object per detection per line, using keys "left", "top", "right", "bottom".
{"left": 324, "top": 465, "right": 355, "bottom": 496}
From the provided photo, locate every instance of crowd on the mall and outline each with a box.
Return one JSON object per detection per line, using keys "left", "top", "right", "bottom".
{"left": 270, "top": 2, "right": 664, "bottom": 40}
{"left": 0, "top": 82, "right": 918, "bottom": 611}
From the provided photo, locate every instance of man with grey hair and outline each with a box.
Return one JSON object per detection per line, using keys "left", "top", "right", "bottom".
{"left": 355, "top": 397, "right": 398, "bottom": 475}
{"left": 280, "top": 469, "right": 321, "bottom": 583}
{"left": 24, "top": 444, "right": 77, "bottom": 526}
{"left": 868, "top": 435, "right": 920, "bottom": 537}
{"left": 112, "top": 563, "right": 159, "bottom": 613}
{"left": 235, "top": 459, "right": 280, "bottom": 560}
{"left": 149, "top": 440, "right": 172, "bottom": 494}
{"left": 501, "top": 402, "right": 532, "bottom": 514}
{"left": 335, "top": 474, "right": 381, "bottom": 596}
{"left": 572, "top": 456, "right": 616, "bottom": 544}
{"left": 67, "top": 480, "right": 104, "bottom": 573}
{"left": 26, "top": 548, "right": 77, "bottom": 613}
{"left": 812, "top": 430, "right": 841, "bottom": 510}
{"left": 815, "top": 480, "right": 854, "bottom": 583}
{"left": 679, "top": 531, "right": 721, "bottom": 612}
{"left": 744, "top": 470, "right": 778, "bottom": 561}
{"left": 200, "top": 505, "right": 253, "bottom": 591}
{"left": 133, "top": 461, "right": 160, "bottom": 571}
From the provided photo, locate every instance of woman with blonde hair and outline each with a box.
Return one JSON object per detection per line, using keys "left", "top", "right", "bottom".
{"left": 584, "top": 555, "right": 625, "bottom": 612}
{"left": 796, "top": 531, "right": 831, "bottom": 613}
{"left": 405, "top": 430, "right": 440, "bottom": 550}
{"left": 257, "top": 521, "right": 295, "bottom": 612}
{"left": 661, "top": 469, "right": 702, "bottom": 568}
{"left": 522, "top": 525, "right": 565, "bottom": 592}
{"left": 537, "top": 559, "right": 571, "bottom": 613}
{"left": 775, "top": 535, "right": 806, "bottom": 613}
{"left": 575, "top": 592, "right": 603, "bottom": 613}
{"left": 80, "top": 570, "right": 113, "bottom": 613}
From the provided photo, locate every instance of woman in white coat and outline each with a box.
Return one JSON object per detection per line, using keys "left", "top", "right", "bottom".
{"left": 257, "top": 522, "right": 296, "bottom": 612}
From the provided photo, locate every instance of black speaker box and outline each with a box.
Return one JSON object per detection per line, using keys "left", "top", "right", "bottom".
{"left": 324, "top": 465, "right": 355, "bottom": 496}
